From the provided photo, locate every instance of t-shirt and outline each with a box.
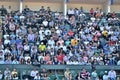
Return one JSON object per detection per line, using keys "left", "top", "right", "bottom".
{"left": 103, "top": 75, "right": 109, "bottom": 80}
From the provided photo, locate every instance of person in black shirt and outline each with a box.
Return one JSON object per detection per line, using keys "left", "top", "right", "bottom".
{"left": 0, "top": 5, "right": 7, "bottom": 16}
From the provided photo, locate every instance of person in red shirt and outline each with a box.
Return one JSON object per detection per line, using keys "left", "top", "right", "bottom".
{"left": 68, "top": 30, "right": 74, "bottom": 38}
{"left": 57, "top": 52, "right": 64, "bottom": 64}
{"left": 90, "top": 8, "right": 94, "bottom": 16}
{"left": 111, "top": 12, "right": 116, "bottom": 18}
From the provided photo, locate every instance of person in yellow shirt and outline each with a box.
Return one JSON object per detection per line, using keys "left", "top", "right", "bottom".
{"left": 71, "top": 37, "right": 78, "bottom": 46}
{"left": 102, "top": 29, "right": 108, "bottom": 37}
{"left": 11, "top": 68, "right": 18, "bottom": 77}
{"left": 39, "top": 42, "right": 46, "bottom": 52}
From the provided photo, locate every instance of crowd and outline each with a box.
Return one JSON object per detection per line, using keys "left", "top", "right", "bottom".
{"left": 0, "top": 66, "right": 119, "bottom": 80}
{"left": 0, "top": 5, "right": 120, "bottom": 66}
{"left": 64, "top": 68, "right": 119, "bottom": 80}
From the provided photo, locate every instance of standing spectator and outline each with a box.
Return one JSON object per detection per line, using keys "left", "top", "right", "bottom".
{"left": 108, "top": 69, "right": 116, "bottom": 80}
{"left": 68, "top": 8, "right": 74, "bottom": 18}
{"left": 0, "top": 5, "right": 7, "bottom": 16}
{"left": 103, "top": 71, "right": 109, "bottom": 80}
{"left": 90, "top": 8, "right": 94, "bottom": 16}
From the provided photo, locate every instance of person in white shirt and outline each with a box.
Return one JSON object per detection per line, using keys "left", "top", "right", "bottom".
{"left": 66, "top": 59, "right": 73, "bottom": 65}
{"left": 30, "top": 68, "right": 39, "bottom": 79}
{"left": 4, "top": 47, "right": 11, "bottom": 54}
{"left": 48, "top": 37, "right": 55, "bottom": 47}
{"left": 45, "top": 28, "right": 51, "bottom": 35}
{"left": 39, "top": 27, "right": 44, "bottom": 35}
{"left": 24, "top": 54, "right": 31, "bottom": 61}
{"left": 34, "top": 73, "right": 41, "bottom": 80}
{"left": 24, "top": 43, "right": 30, "bottom": 53}
{"left": 4, "top": 32, "right": 9, "bottom": 39}
{"left": 108, "top": 69, "right": 116, "bottom": 80}
{"left": 42, "top": 19, "right": 48, "bottom": 27}
{"left": 103, "top": 71, "right": 109, "bottom": 80}
{"left": 4, "top": 38, "right": 10, "bottom": 45}
{"left": 72, "top": 59, "right": 79, "bottom": 65}
{"left": 19, "top": 14, "right": 25, "bottom": 20}
{"left": 68, "top": 8, "right": 74, "bottom": 18}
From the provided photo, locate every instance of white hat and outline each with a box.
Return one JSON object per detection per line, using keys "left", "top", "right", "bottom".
{"left": 105, "top": 71, "right": 107, "bottom": 73}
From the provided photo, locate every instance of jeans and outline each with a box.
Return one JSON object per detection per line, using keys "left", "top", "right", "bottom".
{"left": 110, "top": 78, "right": 116, "bottom": 80}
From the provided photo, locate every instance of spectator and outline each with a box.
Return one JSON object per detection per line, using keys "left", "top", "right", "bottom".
{"left": 30, "top": 68, "right": 39, "bottom": 80}
{"left": 108, "top": 69, "right": 116, "bottom": 80}
{"left": 67, "top": 73, "right": 73, "bottom": 80}
{"left": 11, "top": 68, "right": 18, "bottom": 79}
{"left": 75, "top": 72, "right": 81, "bottom": 80}
{"left": 0, "top": 70, "right": 3, "bottom": 80}
{"left": 0, "top": 5, "right": 7, "bottom": 16}
{"left": 103, "top": 71, "right": 109, "bottom": 80}
{"left": 42, "top": 73, "right": 50, "bottom": 80}
{"left": 91, "top": 69, "right": 98, "bottom": 80}
{"left": 34, "top": 73, "right": 41, "bottom": 80}
{"left": 64, "top": 68, "right": 71, "bottom": 79}
{"left": 80, "top": 68, "right": 90, "bottom": 79}
{"left": 4, "top": 67, "right": 11, "bottom": 80}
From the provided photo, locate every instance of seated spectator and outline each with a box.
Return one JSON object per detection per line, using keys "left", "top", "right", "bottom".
{"left": 12, "top": 73, "right": 19, "bottom": 80}
{"left": 12, "top": 58, "right": 19, "bottom": 64}
{"left": 108, "top": 69, "right": 116, "bottom": 80}
{"left": 40, "top": 68, "right": 47, "bottom": 77}
{"left": 75, "top": 72, "right": 81, "bottom": 80}
{"left": 42, "top": 73, "right": 50, "bottom": 80}
{"left": 11, "top": 68, "right": 18, "bottom": 79}
{"left": 67, "top": 73, "right": 73, "bottom": 80}
{"left": 80, "top": 68, "right": 90, "bottom": 79}
{"left": 91, "top": 69, "right": 98, "bottom": 80}
{"left": 0, "top": 70, "right": 3, "bottom": 80}
{"left": 5, "top": 57, "right": 12, "bottom": 64}
{"left": 30, "top": 68, "right": 39, "bottom": 80}
{"left": 4, "top": 67, "right": 11, "bottom": 80}
{"left": 34, "top": 73, "right": 41, "bottom": 80}
{"left": 64, "top": 68, "right": 71, "bottom": 80}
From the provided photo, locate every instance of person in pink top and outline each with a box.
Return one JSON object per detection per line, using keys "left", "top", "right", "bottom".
{"left": 57, "top": 38, "right": 64, "bottom": 46}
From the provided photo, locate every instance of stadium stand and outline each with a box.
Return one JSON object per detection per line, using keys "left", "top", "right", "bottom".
{"left": 0, "top": 0, "right": 120, "bottom": 80}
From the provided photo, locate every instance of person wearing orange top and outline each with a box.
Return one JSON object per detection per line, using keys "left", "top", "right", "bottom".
{"left": 71, "top": 38, "right": 78, "bottom": 46}
{"left": 44, "top": 54, "right": 50, "bottom": 64}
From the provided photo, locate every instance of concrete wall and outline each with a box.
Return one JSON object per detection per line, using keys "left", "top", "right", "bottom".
{"left": 110, "top": 5, "right": 120, "bottom": 13}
